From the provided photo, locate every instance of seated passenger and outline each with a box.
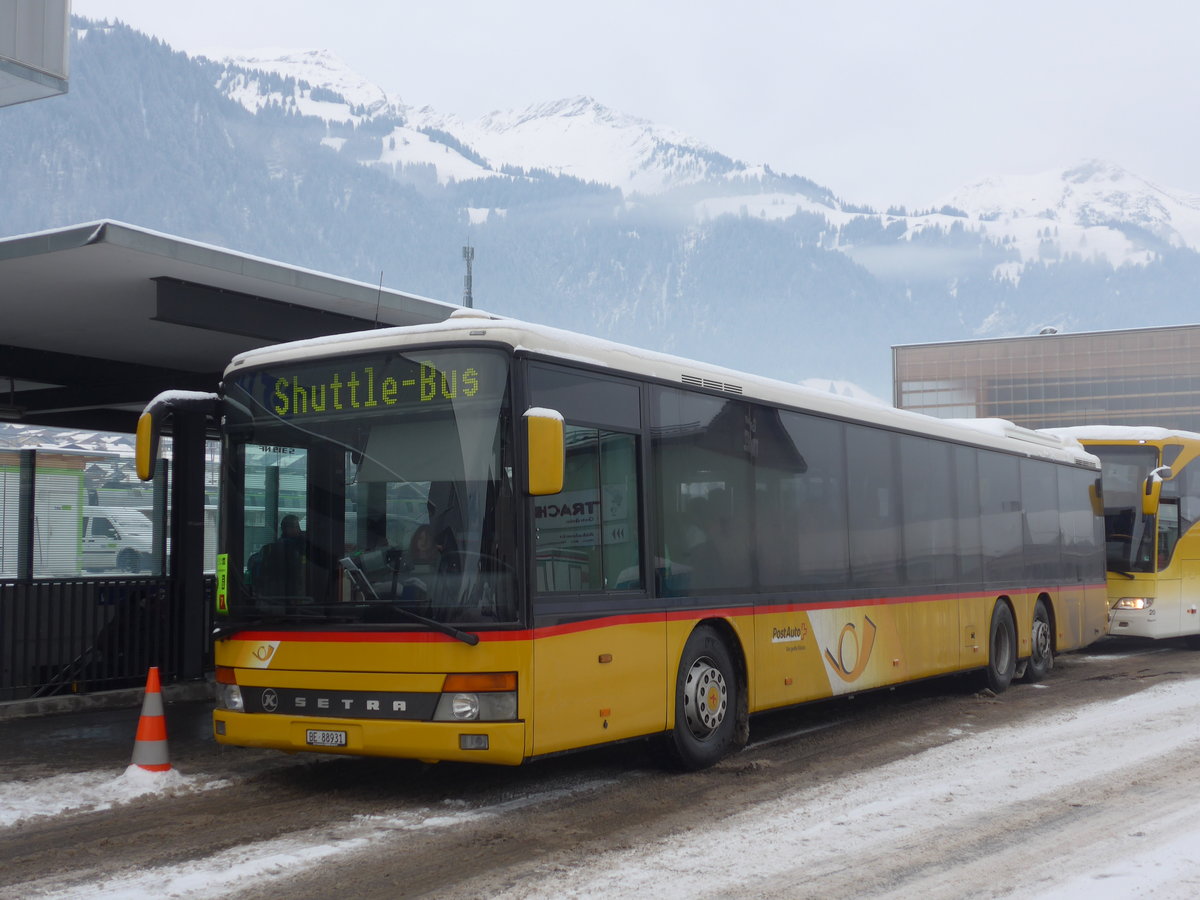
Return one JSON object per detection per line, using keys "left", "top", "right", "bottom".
{"left": 408, "top": 524, "right": 438, "bottom": 571}
{"left": 255, "top": 515, "right": 307, "bottom": 597}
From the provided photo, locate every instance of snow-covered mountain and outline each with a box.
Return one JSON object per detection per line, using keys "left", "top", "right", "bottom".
{"left": 207, "top": 49, "right": 802, "bottom": 199}
{"left": 6, "top": 21, "right": 1200, "bottom": 399}
{"left": 448, "top": 96, "right": 757, "bottom": 195}
{"left": 938, "top": 159, "right": 1200, "bottom": 272}
{"left": 206, "top": 49, "right": 1200, "bottom": 279}
{"left": 212, "top": 48, "right": 404, "bottom": 122}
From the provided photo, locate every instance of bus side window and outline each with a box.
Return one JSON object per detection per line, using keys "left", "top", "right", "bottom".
{"left": 534, "top": 426, "right": 642, "bottom": 593}
{"left": 1174, "top": 462, "right": 1200, "bottom": 536}
{"left": 755, "top": 410, "right": 848, "bottom": 589}
{"left": 651, "top": 387, "right": 753, "bottom": 595}
{"left": 900, "top": 435, "right": 955, "bottom": 587}
{"left": 846, "top": 424, "right": 902, "bottom": 588}
{"left": 1158, "top": 500, "right": 1181, "bottom": 569}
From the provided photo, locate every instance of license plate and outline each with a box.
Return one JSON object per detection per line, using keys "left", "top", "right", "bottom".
{"left": 306, "top": 729, "right": 347, "bottom": 747}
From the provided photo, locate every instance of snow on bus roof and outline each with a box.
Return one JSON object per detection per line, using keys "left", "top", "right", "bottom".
{"left": 228, "top": 311, "right": 1095, "bottom": 467}
{"left": 1042, "top": 425, "right": 1200, "bottom": 444}
{"left": 522, "top": 407, "right": 564, "bottom": 421}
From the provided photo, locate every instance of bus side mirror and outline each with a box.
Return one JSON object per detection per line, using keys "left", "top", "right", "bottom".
{"left": 1088, "top": 480, "right": 1103, "bottom": 518}
{"left": 135, "top": 409, "right": 161, "bottom": 482}
{"left": 1142, "top": 466, "right": 1173, "bottom": 516}
{"left": 135, "top": 391, "right": 221, "bottom": 481}
{"left": 524, "top": 408, "right": 564, "bottom": 496}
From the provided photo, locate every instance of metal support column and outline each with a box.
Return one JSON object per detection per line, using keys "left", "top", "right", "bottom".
{"left": 151, "top": 458, "right": 168, "bottom": 574}
{"left": 16, "top": 450, "right": 34, "bottom": 581}
{"left": 169, "top": 412, "right": 208, "bottom": 679}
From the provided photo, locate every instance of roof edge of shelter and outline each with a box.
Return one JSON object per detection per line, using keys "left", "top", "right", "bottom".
{"left": 0, "top": 219, "right": 457, "bottom": 323}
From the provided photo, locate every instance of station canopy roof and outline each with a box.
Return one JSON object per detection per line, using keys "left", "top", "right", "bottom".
{"left": 0, "top": 220, "right": 456, "bottom": 432}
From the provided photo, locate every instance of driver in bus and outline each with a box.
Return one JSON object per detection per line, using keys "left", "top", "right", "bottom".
{"left": 407, "top": 524, "right": 438, "bottom": 571}
{"left": 252, "top": 514, "right": 308, "bottom": 597}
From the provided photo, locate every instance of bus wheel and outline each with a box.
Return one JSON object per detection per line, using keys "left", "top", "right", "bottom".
{"left": 1023, "top": 599, "right": 1053, "bottom": 682}
{"left": 668, "top": 625, "right": 740, "bottom": 770}
{"left": 985, "top": 602, "right": 1016, "bottom": 693}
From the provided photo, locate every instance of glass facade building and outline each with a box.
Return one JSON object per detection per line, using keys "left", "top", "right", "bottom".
{"left": 893, "top": 325, "right": 1200, "bottom": 431}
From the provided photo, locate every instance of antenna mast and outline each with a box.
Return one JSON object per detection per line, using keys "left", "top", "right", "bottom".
{"left": 462, "top": 242, "right": 474, "bottom": 308}
{"left": 374, "top": 270, "right": 384, "bottom": 327}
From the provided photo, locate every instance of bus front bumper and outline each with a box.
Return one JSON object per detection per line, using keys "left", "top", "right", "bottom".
{"left": 213, "top": 711, "right": 527, "bottom": 765}
{"left": 1107, "top": 608, "right": 1165, "bottom": 639}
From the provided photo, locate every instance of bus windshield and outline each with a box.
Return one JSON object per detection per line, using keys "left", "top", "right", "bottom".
{"left": 222, "top": 348, "right": 518, "bottom": 628}
{"left": 1092, "top": 445, "right": 1159, "bottom": 574}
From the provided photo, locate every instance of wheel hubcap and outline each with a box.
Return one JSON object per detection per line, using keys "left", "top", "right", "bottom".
{"left": 1031, "top": 614, "right": 1051, "bottom": 665}
{"left": 683, "top": 658, "right": 727, "bottom": 739}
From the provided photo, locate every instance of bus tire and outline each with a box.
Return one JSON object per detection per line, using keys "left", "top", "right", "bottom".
{"left": 985, "top": 602, "right": 1017, "bottom": 693}
{"left": 1184, "top": 634, "right": 1200, "bottom": 650}
{"left": 1023, "top": 598, "right": 1054, "bottom": 682}
{"left": 667, "top": 625, "right": 741, "bottom": 770}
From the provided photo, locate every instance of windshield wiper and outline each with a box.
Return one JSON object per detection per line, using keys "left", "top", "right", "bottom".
{"left": 339, "top": 556, "right": 479, "bottom": 646}
{"left": 1107, "top": 566, "right": 1135, "bottom": 580}
{"left": 211, "top": 609, "right": 331, "bottom": 638}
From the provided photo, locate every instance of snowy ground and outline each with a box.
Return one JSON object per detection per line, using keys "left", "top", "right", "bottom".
{"left": 518, "top": 675, "right": 1200, "bottom": 899}
{"left": 3, "top": 662, "right": 1200, "bottom": 898}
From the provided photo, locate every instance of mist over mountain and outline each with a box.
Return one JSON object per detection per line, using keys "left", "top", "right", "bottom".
{"left": 3, "top": 19, "right": 1200, "bottom": 397}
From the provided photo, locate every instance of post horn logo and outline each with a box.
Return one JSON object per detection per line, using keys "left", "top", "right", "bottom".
{"left": 824, "top": 616, "right": 878, "bottom": 682}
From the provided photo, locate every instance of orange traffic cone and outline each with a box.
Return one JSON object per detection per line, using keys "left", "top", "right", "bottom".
{"left": 131, "top": 666, "right": 171, "bottom": 772}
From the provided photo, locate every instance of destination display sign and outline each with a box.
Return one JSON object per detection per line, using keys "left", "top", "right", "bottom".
{"left": 229, "top": 349, "right": 508, "bottom": 423}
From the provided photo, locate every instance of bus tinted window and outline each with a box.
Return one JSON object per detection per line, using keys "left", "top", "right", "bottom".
{"left": 954, "top": 446, "right": 983, "bottom": 583}
{"left": 899, "top": 435, "right": 956, "bottom": 586}
{"left": 846, "top": 425, "right": 902, "bottom": 588}
{"left": 1094, "top": 445, "right": 1158, "bottom": 573}
{"left": 534, "top": 427, "right": 642, "bottom": 592}
{"left": 1157, "top": 458, "right": 1200, "bottom": 570}
{"left": 1059, "top": 466, "right": 1102, "bottom": 580}
{"left": 652, "top": 388, "right": 753, "bottom": 595}
{"left": 755, "top": 411, "right": 848, "bottom": 588}
{"left": 528, "top": 364, "right": 641, "bottom": 431}
{"left": 979, "top": 453, "right": 1024, "bottom": 584}
{"left": 1021, "top": 458, "right": 1063, "bottom": 580}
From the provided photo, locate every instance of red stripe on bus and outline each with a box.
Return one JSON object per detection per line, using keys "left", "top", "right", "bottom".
{"left": 228, "top": 629, "right": 536, "bottom": 644}
{"left": 225, "top": 583, "right": 1105, "bottom": 646}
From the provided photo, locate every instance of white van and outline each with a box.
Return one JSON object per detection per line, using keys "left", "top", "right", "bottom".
{"left": 82, "top": 507, "right": 154, "bottom": 573}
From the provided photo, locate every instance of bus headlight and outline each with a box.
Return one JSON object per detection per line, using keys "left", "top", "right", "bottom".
{"left": 216, "top": 683, "right": 244, "bottom": 711}
{"left": 451, "top": 693, "right": 479, "bottom": 719}
{"left": 214, "top": 666, "right": 244, "bottom": 710}
{"left": 1114, "top": 597, "right": 1154, "bottom": 610}
{"left": 432, "top": 672, "right": 518, "bottom": 721}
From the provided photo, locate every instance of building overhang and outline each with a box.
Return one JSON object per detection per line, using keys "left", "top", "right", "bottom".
{"left": 0, "top": 220, "right": 456, "bottom": 431}
{"left": 0, "top": 53, "right": 67, "bottom": 105}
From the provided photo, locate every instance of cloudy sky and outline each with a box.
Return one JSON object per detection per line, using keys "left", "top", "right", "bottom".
{"left": 73, "top": 0, "right": 1200, "bottom": 208}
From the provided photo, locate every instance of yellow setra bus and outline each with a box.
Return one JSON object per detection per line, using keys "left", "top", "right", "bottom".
{"left": 139, "top": 311, "right": 1108, "bottom": 769}
{"left": 1045, "top": 427, "right": 1200, "bottom": 646}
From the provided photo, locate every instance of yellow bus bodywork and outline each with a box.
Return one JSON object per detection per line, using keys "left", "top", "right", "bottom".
{"left": 1079, "top": 436, "right": 1200, "bottom": 641}
{"left": 213, "top": 583, "right": 1106, "bottom": 765}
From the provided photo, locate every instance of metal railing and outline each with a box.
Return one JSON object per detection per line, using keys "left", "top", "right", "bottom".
{"left": 0, "top": 576, "right": 214, "bottom": 701}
